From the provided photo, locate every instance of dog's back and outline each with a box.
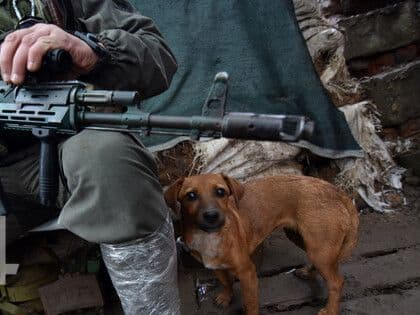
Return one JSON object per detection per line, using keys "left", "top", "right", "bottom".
{"left": 238, "top": 175, "right": 359, "bottom": 257}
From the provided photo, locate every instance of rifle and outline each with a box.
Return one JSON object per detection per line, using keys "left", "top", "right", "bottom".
{"left": 0, "top": 51, "right": 314, "bottom": 208}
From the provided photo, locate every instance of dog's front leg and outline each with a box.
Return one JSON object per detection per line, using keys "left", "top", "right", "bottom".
{"left": 235, "top": 262, "right": 259, "bottom": 315}
{"left": 214, "top": 269, "right": 234, "bottom": 307}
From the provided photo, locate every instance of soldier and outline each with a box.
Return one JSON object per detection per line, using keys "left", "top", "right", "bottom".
{"left": 0, "top": 0, "right": 179, "bottom": 314}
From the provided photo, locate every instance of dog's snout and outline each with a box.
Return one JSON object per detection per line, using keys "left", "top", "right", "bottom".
{"left": 198, "top": 208, "right": 225, "bottom": 233}
{"left": 203, "top": 210, "right": 220, "bottom": 223}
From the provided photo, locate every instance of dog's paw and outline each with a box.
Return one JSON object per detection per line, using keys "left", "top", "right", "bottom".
{"left": 317, "top": 308, "right": 329, "bottom": 315}
{"left": 215, "top": 291, "right": 232, "bottom": 308}
{"left": 294, "top": 266, "right": 316, "bottom": 280}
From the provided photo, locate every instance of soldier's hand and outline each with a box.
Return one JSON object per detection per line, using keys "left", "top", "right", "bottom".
{"left": 0, "top": 23, "right": 99, "bottom": 84}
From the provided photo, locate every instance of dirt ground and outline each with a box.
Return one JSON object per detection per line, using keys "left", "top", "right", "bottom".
{"left": 177, "top": 184, "right": 420, "bottom": 315}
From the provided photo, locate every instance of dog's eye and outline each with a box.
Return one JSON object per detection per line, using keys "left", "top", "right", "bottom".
{"left": 186, "top": 191, "right": 198, "bottom": 201}
{"left": 215, "top": 188, "right": 226, "bottom": 197}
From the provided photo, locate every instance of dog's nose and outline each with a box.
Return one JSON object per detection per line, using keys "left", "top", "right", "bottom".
{"left": 203, "top": 210, "right": 220, "bottom": 224}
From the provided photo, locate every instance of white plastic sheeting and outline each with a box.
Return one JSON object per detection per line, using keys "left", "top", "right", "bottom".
{"left": 195, "top": 139, "right": 303, "bottom": 181}
{"left": 293, "top": 0, "right": 361, "bottom": 107}
{"left": 337, "top": 102, "right": 405, "bottom": 211}
{"left": 100, "top": 214, "right": 180, "bottom": 315}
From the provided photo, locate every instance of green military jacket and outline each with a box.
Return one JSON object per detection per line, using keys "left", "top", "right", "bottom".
{"left": 0, "top": 0, "right": 177, "bottom": 98}
{"left": 0, "top": 0, "right": 177, "bottom": 157}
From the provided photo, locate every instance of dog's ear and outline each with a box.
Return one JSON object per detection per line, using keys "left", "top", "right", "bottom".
{"left": 164, "top": 177, "right": 185, "bottom": 216}
{"left": 221, "top": 173, "right": 244, "bottom": 205}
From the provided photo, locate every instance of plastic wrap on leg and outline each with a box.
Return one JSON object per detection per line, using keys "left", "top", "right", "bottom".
{"left": 100, "top": 214, "right": 180, "bottom": 315}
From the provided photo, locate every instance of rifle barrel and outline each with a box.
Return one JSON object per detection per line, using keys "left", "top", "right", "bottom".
{"left": 77, "top": 112, "right": 221, "bottom": 130}
{"left": 77, "top": 112, "right": 313, "bottom": 142}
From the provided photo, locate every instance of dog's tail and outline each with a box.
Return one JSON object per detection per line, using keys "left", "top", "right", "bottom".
{"left": 338, "top": 193, "right": 360, "bottom": 262}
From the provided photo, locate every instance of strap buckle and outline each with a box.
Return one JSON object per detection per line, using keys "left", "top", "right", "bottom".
{"left": 12, "top": 0, "right": 35, "bottom": 21}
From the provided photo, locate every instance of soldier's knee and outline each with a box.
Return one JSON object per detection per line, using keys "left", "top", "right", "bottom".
{"left": 60, "top": 130, "right": 157, "bottom": 181}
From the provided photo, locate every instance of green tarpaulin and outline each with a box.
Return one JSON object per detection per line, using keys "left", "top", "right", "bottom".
{"left": 134, "top": 0, "right": 362, "bottom": 158}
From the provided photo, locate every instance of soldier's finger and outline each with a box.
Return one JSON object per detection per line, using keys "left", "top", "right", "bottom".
{"left": 0, "top": 29, "right": 32, "bottom": 82}
{"left": 10, "top": 33, "right": 40, "bottom": 84}
{"left": 27, "top": 35, "right": 61, "bottom": 73}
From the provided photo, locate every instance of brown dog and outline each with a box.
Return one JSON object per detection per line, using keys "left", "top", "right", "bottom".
{"left": 165, "top": 173, "right": 359, "bottom": 315}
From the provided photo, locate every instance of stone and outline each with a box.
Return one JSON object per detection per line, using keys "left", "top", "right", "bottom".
{"left": 395, "top": 44, "right": 418, "bottom": 64}
{"left": 256, "top": 246, "right": 420, "bottom": 310}
{"left": 404, "top": 175, "right": 420, "bottom": 186}
{"left": 285, "top": 289, "right": 420, "bottom": 315}
{"left": 361, "top": 60, "right": 420, "bottom": 127}
{"left": 341, "top": 290, "right": 420, "bottom": 315}
{"left": 257, "top": 229, "right": 307, "bottom": 276}
{"left": 397, "top": 151, "right": 420, "bottom": 176}
{"left": 348, "top": 43, "right": 420, "bottom": 77}
{"left": 400, "top": 117, "right": 420, "bottom": 138}
{"left": 367, "top": 52, "right": 396, "bottom": 75}
{"left": 339, "top": 1, "right": 420, "bottom": 60}
{"left": 381, "top": 127, "right": 399, "bottom": 141}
